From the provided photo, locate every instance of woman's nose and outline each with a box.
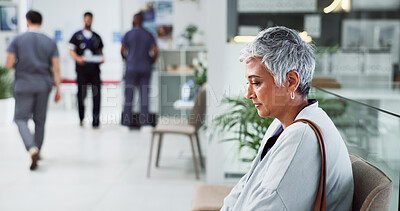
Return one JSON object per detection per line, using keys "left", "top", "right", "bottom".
{"left": 246, "top": 87, "right": 255, "bottom": 99}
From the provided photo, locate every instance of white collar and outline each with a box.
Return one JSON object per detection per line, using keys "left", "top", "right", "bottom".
{"left": 82, "top": 29, "right": 93, "bottom": 39}
{"left": 294, "top": 100, "right": 319, "bottom": 120}
{"left": 28, "top": 28, "right": 41, "bottom": 33}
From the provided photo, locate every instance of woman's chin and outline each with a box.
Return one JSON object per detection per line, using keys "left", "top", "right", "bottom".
{"left": 257, "top": 110, "right": 268, "bottom": 118}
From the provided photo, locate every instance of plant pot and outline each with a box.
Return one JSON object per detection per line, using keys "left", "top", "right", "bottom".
{"left": 0, "top": 98, "right": 14, "bottom": 124}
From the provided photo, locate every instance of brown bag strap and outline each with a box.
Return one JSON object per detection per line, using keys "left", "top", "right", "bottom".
{"left": 290, "top": 119, "right": 326, "bottom": 211}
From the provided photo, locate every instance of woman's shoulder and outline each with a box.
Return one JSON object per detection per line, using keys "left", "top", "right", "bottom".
{"left": 293, "top": 102, "right": 339, "bottom": 135}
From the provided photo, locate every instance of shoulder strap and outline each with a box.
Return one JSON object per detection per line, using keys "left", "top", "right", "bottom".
{"left": 290, "top": 119, "right": 326, "bottom": 211}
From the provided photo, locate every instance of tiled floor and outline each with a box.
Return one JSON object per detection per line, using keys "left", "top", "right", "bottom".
{"left": 0, "top": 108, "right": 205, "bottom": 211}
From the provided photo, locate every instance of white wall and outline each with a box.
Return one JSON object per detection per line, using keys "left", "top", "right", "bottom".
{"left": 205, "top": 0, "right": 249, "bottom": 184}
{"left": 17, "top": 0, "right": 29, "bottom": 32}
{"left": 172, "top": 1, "right": 206, "bottom": 46}
{"left": 121, "top": 0, "right": 145, "bottom": 32}
{"left": 0, "top": 27, "right": 15, "bottom": 66}
{"left": 205, "top": 0, "right": 227, "bottom": 184}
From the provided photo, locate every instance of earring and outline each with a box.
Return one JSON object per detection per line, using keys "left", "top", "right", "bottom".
{"left": 290, "top": 92, "right": 295, "bottom": 100}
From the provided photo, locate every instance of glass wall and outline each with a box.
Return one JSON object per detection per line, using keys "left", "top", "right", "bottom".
{"left": 311, "top": 87, "right": 400, "bottom": 210}
{"left": 227, "top": 0, "right": 400, "bottom": 90}
{"left": 221, "top": 86, "right": 400, "bottom": 210}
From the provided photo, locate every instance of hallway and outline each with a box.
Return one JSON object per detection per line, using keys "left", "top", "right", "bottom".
{"left": 0, "top": 109, "right": 205, "bottom": 211}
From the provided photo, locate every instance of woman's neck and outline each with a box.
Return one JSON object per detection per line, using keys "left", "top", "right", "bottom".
{"left": 279, "top": 98, "right": 309, "bottom": 129}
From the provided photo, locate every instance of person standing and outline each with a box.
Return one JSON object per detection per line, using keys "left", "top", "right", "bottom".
{"left": 69, "top": 12, "right": 104, "bottom": 128}
{"left": 121, "top": 12, "right": 158, "bottom": 128}
{"left": 5, "top": 10, "right": 61, "bottom": 170}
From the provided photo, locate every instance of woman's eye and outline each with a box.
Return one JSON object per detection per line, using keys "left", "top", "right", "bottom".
{"left": 246, "top": 81, "right": 260, "bottom": 88}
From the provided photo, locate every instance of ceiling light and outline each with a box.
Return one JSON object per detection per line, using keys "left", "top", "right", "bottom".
{"left": 324, "top": 0, "right": 351, "bottom": 13}
{"left": 233, "top": 36, "right": 256, "bottom": 43}
{"left": 324, "top": 0, "right": 341, "bottom": 13}
{"left": 299, "top": 31, "right": 312, "bottom": 43}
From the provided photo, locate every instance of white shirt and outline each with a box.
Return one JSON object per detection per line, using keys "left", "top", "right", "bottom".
{"left": 221, "top": 101, "right": 354, "bottom": 211}
{"left": 82, "top": 29, "right": 93, "bottom": 39}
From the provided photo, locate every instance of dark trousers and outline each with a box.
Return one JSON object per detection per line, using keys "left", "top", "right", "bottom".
{"left": 14, "top": 91, "right": 50, "bottom": 151}
{"left": 77, "top": 70, "right": 101, "bottom": 126}
{"left": 122, "top": 71, "right": 151, "bottom": 126}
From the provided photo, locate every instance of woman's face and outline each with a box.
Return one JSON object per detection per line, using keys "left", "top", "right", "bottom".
{"left": 245, "top": 58, "right": 288, "bottom": 118}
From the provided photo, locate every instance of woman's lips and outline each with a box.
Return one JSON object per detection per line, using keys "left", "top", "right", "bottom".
{"left": 254, "top": 103, "right": 262, "bottom": 109}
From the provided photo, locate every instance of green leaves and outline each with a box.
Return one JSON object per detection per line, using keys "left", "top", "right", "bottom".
{"left": 213, "top": 96, "right": 274, "bottom": 159}
{"left": 183, "top": 24, "right": 198, "bottom": 42}
{"left": 193, "top": 61, "right": 207, "bottom": 88}
{"left": 0, "top": 66, "right": 13, "bottom": 99}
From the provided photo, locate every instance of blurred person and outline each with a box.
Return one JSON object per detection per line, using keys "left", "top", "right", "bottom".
{"left": 120, "top": 12, "right": 157, "bottom": 129}
{"left": 5, "top": 10, "right": 61, "bottom": 170}
{"left": 221, "top": 26, "right": 353, "bottom": 210}
{"left": 69, "top": 12, "right": 104, "bottom": 128}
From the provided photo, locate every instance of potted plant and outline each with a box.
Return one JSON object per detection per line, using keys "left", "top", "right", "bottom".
{"left": 193, "top": 59, "right": 207, "bottom": 88}
{"left": 0, "top": 66, "right": 14, "bottom": 124}
{"left": 183, "top": 24, "right": 198, "bottom": 46}
{"left": 213, "top": 96, "right": 274, "bottom": 161}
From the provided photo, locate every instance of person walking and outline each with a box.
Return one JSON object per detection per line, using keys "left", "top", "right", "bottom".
{"left": 120, "top": 12, "right": 158, "bottom": 129}
{"left": 5, "top": 10, "right": 61, "bottom": 170}
{"left": 69, "top": 12, "right": 104, "bottom": 128}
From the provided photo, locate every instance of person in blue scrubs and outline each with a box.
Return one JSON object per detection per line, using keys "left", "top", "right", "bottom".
{"left": 120, "top": 12, "right": 158, "bottom": 128}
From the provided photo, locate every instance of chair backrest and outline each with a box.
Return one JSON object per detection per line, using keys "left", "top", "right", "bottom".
{"left": 350, "top": 154, "right": 393, "bottom": 211}
{"left": 188, "top": 84, "right": 207, "bottom": 131}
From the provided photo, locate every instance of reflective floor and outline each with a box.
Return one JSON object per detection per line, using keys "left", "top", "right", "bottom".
{"left": 0, "top": 109, "right": 205, "bottom": 211}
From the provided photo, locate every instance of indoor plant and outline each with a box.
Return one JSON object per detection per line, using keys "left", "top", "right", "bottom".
{"left": 0, "top": 66, "right": 13, "bottom": 99}
{"left": 193, "top": 60, "right": 207, "bottom": 88}
{"left": 213, "top": 96, "right": 274, "bottom": 160}
{"left": 0, "top": 66, "right": 14, "bottom": 124}
{"left": 183, "top": 24, "right": 198, "bottom": 46}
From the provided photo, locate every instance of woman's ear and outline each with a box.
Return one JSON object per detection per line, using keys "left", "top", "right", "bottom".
{"left": 286, "top": 70, "right": 300, "bottom": 92}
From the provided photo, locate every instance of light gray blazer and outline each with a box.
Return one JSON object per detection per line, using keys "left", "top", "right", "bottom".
{"left": 221, "top": 102, "right": 353, "bottom": 211}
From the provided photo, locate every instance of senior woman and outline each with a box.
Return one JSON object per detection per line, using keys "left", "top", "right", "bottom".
{"left": 221, "top": 26, "right": 353, "bottom": 211}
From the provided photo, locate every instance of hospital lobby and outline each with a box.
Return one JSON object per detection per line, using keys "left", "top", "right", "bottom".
{"left": 0, "top": 0, "right": 399, "bottom": 210}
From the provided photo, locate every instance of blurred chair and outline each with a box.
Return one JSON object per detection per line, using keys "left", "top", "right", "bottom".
{"left": 350, "top": 154, "right": 393, "bottom": 211}
{"left": 147, "top": 84, "right": 207, "bottom": 179}
{"left": 190, "top": 184, "right": 232, "bottom": 211}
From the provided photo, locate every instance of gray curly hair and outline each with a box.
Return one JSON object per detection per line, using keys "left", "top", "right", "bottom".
{"left": 239, "top": 26, "right": 315, "bottom": 96}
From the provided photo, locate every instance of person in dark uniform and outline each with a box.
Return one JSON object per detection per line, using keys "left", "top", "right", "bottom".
{"left": 69, "top": 12, "right": 104, "bottom": 128}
